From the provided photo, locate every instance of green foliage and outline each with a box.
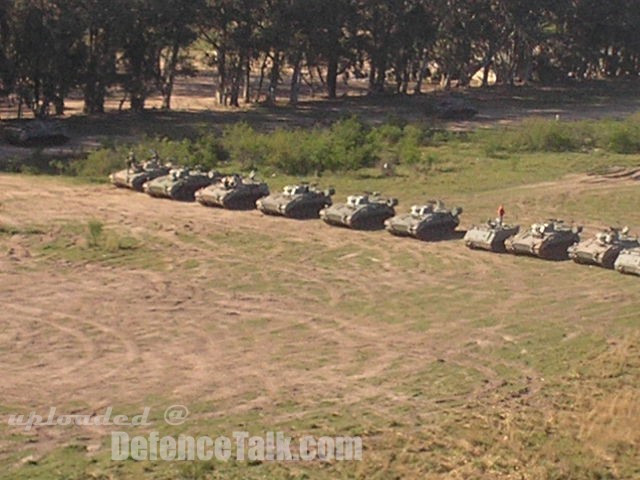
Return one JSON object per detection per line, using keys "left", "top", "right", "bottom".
{"left": 221, "top": 122, "right": 268, "bottom": 169}
{"left": 607, "top": 121, "right": 640, "bottom": 154}
{"left": 326, "top": 116, "right": 379, "bottom": 172}
{"left": 73, "top": 134, "right": 228, "bottom": 179}
{"left": 221, "top": 116, "right": 379, "bottom": 175}
{"left": 87, "top": 220, "right": 104, "bottom": 248}
{"left": 396, "top": 124, "right": 425, "bottom": 165}
{"left": 71, "top": 115, "right": 640, "bottom": 181}
{"left": 86, "top": 220, "right": 142, "bottom": 254}
{"left": 474, "top": 116, "right": 640, "bottom": 155}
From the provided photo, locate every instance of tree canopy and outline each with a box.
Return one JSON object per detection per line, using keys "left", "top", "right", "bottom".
{"left": 1, "top": 0, "right": 638, "bottom": 117}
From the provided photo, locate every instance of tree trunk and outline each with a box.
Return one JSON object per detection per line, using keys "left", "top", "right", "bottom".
{"left": 161, "top": 41, "right": 180, "bottom": 110}
{"left": 130, "top": 95, "right": 145, "bottom": 112}
{"left": 216, "top": 49, "right": 227, "bottom": 105}
{"left": 243, "top": 55, "right": 251, "bottom": 103}
{"left": 229, "top": 55, "right": 243, "bottom": 107}
{"left": 414, "top": 54, "right": 427, "bottom": 95}
{"left": 327, "top": 56, "right": 338, "bottom": 98}
{"left": 374, "top": 57, "right": 386, "bottom": 93}
{"left": 267, "top": 52, "right": 281, "bottom": 105}
{"left": 254, "top": 54, "right": 268, "bottom": 102}
{"left": 368, "top": 63, "right": 376, "bottom": 92}
{"left": 53, "top": 96, "right": 64, "bottom": 116}
{"left": 289, "top": 53, "right": 302, "bottom": 105}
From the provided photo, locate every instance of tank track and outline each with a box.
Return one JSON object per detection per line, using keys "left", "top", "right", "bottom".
{"left": 131, "top": 175, "right": 151, "bottom": 192}
{"left": 171, "top": 185, "right": 203, "bottom": 202}
{"left": 537, "top": 241, "right": 575, "bottom": 261}
{"left": 286, "top": 202, "right": 326, "bottom": 219}
{"left": 571, "top": 249, "right": 620, "bottom": 269}
{"left": 223, "top": 194, "right": 263, "bottom": 210}
{"left": 415, "top": 224, "right": 457, "bottom": 241}
{"left": 349, "top": 214, "right": 390, "bottom": 230}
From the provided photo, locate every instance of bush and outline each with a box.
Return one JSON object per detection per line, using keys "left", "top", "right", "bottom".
{"left": 371, "top": 123, "right": 404, "bottom": 145}
{"left": 72, "top": 134, "right": 228, "bottom": 179}
{"left": 607, "top": 124, "right": 640, "bottom": 154}
{"left": 326, "top": 116, "right": 379, "bottom": 171}
{"left": 475, "top": 118, "right": 595, "bottom": 154}
{"left": 221, "top": 117, "right": 380, "bottom": 175}
{"left": 74, "top": 147, "right": 127, "bottom": 178}
{"left": 222, "top": 122, "right": 268, "bottom": 169}
{"left": 397, "top": 124, "right": 425, "bottom": 165}
{"left": 87, "top": 220, "right": 104, "bottom": 248}
{"left": 190, "top": 133, "right": 229, "bottom": 167}
{"left": 510, "top": 118, "right": 582, "bottom": 152}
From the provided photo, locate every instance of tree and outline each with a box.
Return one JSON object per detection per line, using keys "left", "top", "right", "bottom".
{"left": 9, "top": 0, "right": 85, "bottom": 116}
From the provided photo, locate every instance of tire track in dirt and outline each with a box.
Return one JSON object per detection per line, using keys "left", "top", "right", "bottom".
{"left": 1, "top": 173, "right": 637, "bottom": 437}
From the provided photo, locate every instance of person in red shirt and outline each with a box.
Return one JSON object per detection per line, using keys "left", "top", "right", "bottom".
{"left": 497, "top": 204, "right": 505, "bottom": 226}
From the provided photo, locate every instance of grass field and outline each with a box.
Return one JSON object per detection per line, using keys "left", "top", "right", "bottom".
{"left": 1, "top": 97, "right": 640, "bottom": 479}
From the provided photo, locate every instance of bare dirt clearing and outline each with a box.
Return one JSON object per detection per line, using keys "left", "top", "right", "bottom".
{"left": 0, "top": 173, "right": 639, "bottom": 478}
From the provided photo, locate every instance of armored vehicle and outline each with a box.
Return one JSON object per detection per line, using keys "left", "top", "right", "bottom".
{"left": 195, "top": 174, "right": 269, "bottom": 209}
{"left": 109, "top": 152, "right": 171, "bottom": 191}
{"left": 464, "top": 220, "right": 520, "bottom": 252}
{"left": 385, "top": 200, "right": 463, "bottom": 240}
{"left": 435, "top": 97, "right": 478, "bottom": 120}
{"left": 256, "top": 184, "right": 334, "bottom": 219}
{"left": 505, "top": 219, "right": 582, "bottom": 260}
{"left": 615, "top": 247, "right": 640, "bottom": 276}
{"left": 2, "top": 120, "right": 69, "bottom": 147}
{"left": 321, "top": 193, "right": 398, "bottom": 230}
{"left": 568, "top": 227, "right": 639, "bottom": 269}
{"left": 144, "top": 167, "right": 219, "bottom": 201}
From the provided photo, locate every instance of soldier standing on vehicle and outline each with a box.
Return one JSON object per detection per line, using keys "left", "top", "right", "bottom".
{"left": 497, "top": 204, "right": 505, "bottom": 226}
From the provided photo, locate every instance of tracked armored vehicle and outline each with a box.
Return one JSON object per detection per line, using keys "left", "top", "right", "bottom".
{"left": 2, "top": 120, "right": 69, "bottom": 147}
{"left": 435, "top": 97, "right": 478, "bottom": 120}
{"left": 256, "top": 184, "right": 334, "bottom": 219}
{"left": 144, "top": 167, "right": 219, "bottom": 201}
{"left": 385, "top": 200, "right": 462, "bottom": 240}
{"left": 320, "top": 193, "right": 398, "bottom": 230}
{"left": 109, "top": 153, "right": 171, "bottom": 191}
{"left": 195, "top": 174, "right": 269, "bottom": 209}
{"left": 615, "top": 247, "right": 640, "bottom": 276}
{"left": 505, "top": 219, "right": 582, "bottom": 260}
{"left": 464, "top": 220, "right": 520, "bottom": 252}
{"left": 568, "top": 227, "right": 639, "bottom": 269}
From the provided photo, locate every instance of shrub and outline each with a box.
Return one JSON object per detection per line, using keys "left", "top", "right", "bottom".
{"left": 190, "top": 133, "right": 229, "bottom": 168}
{"left": 222, "top": 122, "right": 268, "bottom": 169}
{"left": 607, "top": 123, "right": 640, "bottom": 154}
{"left": 87, "top": 220, "right": 104, "bottom": 248}
{"left": 326, "top": 116, "right": 379, "bottom": 171}
{"left": 72, "top": 134, "right": 229, "bottom": 178}
{"left": 74, "top": 147, "right": 127, "bottom": 178}
{"left": 397, "top": 124, "right": 426, "bottom": 165}
{"left": 371, "top": 123, "right": 404, "bottom": 145}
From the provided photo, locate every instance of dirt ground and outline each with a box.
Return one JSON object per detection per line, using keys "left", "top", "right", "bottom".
{"left": 0, "top": 171, "right": 639, "bottom": 478}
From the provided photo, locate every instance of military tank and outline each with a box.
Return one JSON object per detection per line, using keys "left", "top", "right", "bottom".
{"left": 505, "top": 219, "right": 582, "bottom": 260}
{"left": 435, "top": 97, "right": 478, "bottom": 120}
{"left": 144, "top": 166, "right": 220, "bottom": 201}
{"left": 615, "top": 247, "right": 640, "bottom": 276}
{"left": 464, "top": 220, "right": 520, "bottom": 252}
{"left": 256, "top": 184, "right": 334, "bottom": 219}
{"left": 320, "top": 193, "right": 398, "bottom": 230}
{"left": 385, "top": 200, "right": 463, "bottom": 240}
{"left": 568, "top": 227, "right": 639, "bottom": 269}
{"left": 195, "top": 173, "right": 269, "bottom": 209}
{"left": 2, "top": 120, "right": 69, "bottom": 147}
{"left": 109, "top": 152, "right": 171, "bottom": 191}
